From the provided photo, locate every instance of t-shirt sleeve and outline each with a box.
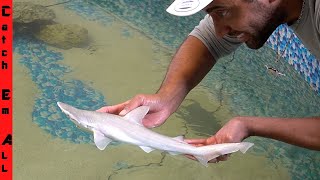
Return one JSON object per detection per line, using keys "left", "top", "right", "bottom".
{"left": 189, "top": 14, "right": 242, "bottom": 60}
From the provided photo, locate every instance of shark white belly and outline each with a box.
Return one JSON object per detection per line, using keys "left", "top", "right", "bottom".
{"left": 57, "top": 102, "right": 254, "bottom": 166}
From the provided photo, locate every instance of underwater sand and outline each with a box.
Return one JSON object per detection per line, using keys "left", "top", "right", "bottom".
{"left": 13, "top": 61, "right": 291, "bottom": 180}
{"left": 13, "top": 0, "right": 291, "bottom": 179}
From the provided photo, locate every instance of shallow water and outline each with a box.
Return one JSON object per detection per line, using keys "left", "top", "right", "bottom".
{"left": 13, "top": 0, "right": 319, "bottom": 179}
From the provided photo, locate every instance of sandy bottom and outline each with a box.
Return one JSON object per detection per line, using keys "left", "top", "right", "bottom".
{"left": 13, "top": 0, "right": 290, "bottom": 179}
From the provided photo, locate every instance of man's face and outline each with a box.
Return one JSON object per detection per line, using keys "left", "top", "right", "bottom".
{"left": 204, "top": 0, "right": 286, "bottom": 49}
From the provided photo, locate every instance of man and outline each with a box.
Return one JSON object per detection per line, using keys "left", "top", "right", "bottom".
{"left": 98, "top": 0, "right": 320, "bottom": 162}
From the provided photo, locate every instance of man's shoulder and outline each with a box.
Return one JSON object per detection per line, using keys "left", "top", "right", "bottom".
{"left": 200, "top": 14, "right": 213, "bottom": 24}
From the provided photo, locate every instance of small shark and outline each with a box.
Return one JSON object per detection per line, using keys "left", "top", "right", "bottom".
{"left": 57, "top": 102, "right": 254, "bottom": 166}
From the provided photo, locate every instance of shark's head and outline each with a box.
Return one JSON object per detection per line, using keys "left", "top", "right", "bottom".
{"left": 57, "top": 102, "right": 93, "bottom": 131}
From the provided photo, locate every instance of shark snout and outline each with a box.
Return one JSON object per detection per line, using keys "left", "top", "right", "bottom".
{"left": 57, "top": 102, "right": 76, "bottom": 118}
{"left": 57, "top": 102, "right": 92, "bottom": 130}
{"left": 57, "top": 102, "right": 82, "bottom": 123}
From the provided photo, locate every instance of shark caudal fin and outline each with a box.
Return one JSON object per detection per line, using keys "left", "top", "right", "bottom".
{"left": 194, "top": 142, "right": 254, "bottom": 167}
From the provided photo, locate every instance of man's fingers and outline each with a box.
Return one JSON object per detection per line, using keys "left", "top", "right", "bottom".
{"left": 185, "top": 136, "right": 219, "bottom": 145}
{"left": 142, "top": 114, "right": 166, "bottom": 128}
{"left": 96, "top": 105, "right": 123, "bottom": 114}
{"left": 96, "top": 106, "right": 109, "bottom": 113}
{"left": 96, "top": 101, "right": 129, "bottom": 114}
{"left": 184, "top": 139, "right": 207, "bottom": 145}
{"left": 119, "top": 95, "right": 146, "bottom": 116}
{"left": 206, "top": 136, "right": 219, "bottom": 144}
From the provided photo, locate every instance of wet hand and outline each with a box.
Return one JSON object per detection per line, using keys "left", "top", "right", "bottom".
{"left": 184, "top": 117, "right": 249, "bottom": 163}
{"left": 96, "top": 101, "right": 129, "bottom": 115}
{"left": 184, "top": 137, "right": 230, "bottom": 163}
{"left": 96, "top": 93, "right": 179, "bottom": 128}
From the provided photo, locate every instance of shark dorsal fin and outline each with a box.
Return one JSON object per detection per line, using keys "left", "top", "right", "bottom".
{"left": 123, "top": 106, "right": 150, "bottom": 126}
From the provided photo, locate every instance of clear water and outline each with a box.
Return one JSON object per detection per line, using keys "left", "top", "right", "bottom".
{"left": 13, "top": 0, "right": 320, "bottom": 179}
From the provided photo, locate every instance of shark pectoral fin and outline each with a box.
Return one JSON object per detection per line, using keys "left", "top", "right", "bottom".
{"left": 123, "top": 106, "right": 150, "bottom": 126}
{"left": 139, "top": 146, "right": 155, "bottom": 153}
{"left": 93, "top": 130, "right": 113, "bottom": 150}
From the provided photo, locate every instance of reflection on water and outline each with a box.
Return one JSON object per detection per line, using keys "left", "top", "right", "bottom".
{"left": 13, "top": 0, "right": 319, "bottom": 180}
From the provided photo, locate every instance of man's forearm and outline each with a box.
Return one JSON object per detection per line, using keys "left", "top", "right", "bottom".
{"left": 241, "top": 116, "right": 320, "bottom": 150}
{"left": 157, "top": 35, "right": 215, "bottom": 98}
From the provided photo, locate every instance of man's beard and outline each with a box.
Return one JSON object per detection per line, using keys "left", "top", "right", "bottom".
{"left": 245, "top": 6, "right": 287, "bottom": 49}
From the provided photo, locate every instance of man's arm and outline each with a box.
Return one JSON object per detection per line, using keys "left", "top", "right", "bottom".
{"left": 157, "top": 35, "right": 216, "bottom": 105}
{"left": 97, "top": 35, "right": 216, "bottom": 127}
{"left": 186, "top": 116, "right": 320, "bottom": 152}
{"left": 97, "top": 15, "right": 241, "bottom": 128}
{"left": 242, "top": 116, "right": 320, "bottom": 150}
{"left": 157, "top": 14, "right": 242, "bottom": 111}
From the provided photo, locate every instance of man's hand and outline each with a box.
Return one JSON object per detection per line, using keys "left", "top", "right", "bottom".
{"left": 185, "top": 117, "right": 249, "bottom": 163}
{"left": 97, "top": 93, "right": 184, "bottom": 128}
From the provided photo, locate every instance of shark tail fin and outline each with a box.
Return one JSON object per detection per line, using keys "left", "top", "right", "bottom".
{"left": 194, "top": 142, "right": 254, "bottom": 167}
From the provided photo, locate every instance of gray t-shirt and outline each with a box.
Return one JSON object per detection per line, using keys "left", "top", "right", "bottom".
{"left": 189, "top": 0, "right": 320, "bottom": 60}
